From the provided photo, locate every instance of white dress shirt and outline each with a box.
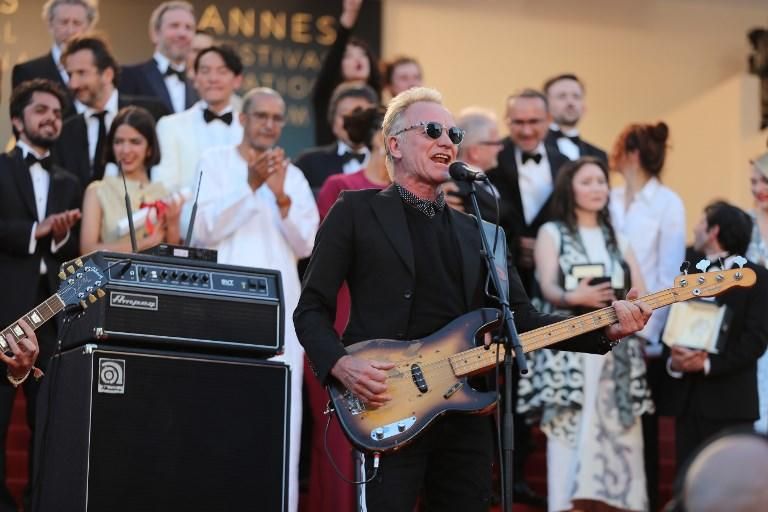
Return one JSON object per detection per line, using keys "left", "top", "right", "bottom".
{"left": 16, "top": 140, "right": 69, "bottom": 273}
{"left": 153, "top": 51, "right": 187, "bottom": 114}
{"left": 51, "top": 44, "right": 68, "bottom": 84}
{"left": 336, "top": 141, "right": 370, "bottom": 175}
{"left": 193, "top": 144, "right": 318, "bottom": 512}
{"left": 84, "top": 89, "right": 118, "bottom": 164}
{"left": 551, "top": 123, "right": 581, "bottom": 161}
{"left": 610, "top": 177, "right": 686, "bottom": 353}
{"left": 516, "top": 143, "right": 553, "bottom": 225}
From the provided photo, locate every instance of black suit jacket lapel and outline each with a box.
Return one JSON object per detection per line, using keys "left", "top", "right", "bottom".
{"left": 498, "top": 139, "right": 524, "bottom": 222}
{"left": 371, "top": 186, "right": 415, "bottom": 276}
{"left": 146, "top": 60, "right": 174, "bottom": 111}
{"left": 9, "top": 148, "right": 39, "bottom": 220}
{"left": 184, "top": 79, "right": 199, "bottom": 109}
{"left": 449, "top": 208, "right": 483, "bottom": 307}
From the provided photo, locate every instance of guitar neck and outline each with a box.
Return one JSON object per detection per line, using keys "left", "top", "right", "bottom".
{"left": 0, "top": 295, "right": 66, "bottom": 351}
{"left": 450, "top": 288, "right": 680, "bottom": 377}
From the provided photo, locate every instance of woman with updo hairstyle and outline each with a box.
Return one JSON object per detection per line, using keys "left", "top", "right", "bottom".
{"left": 80, "top": 106, "right": 183, "bottom": 253}
{"left": 311, "top": 0, "right": 381, "bottom": 146}
{"left": 608, "top": 121, "right": 686, "bottom": 511}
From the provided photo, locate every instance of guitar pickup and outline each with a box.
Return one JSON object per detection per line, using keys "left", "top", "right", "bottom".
{"left": 411, "top": 364, "right": 428, "bottom": 393}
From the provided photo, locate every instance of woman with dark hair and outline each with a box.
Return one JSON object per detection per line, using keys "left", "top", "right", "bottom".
{"left": 80, "top": 106, "right": 182, "bottom": 253}
{"left": 312, "top": 0, "right": 381, "bottom": 145}
{"left": 518, "top": 157, "right": 653, "bottom": 512}
{"left": 303, "top": 105, "right": 388, "bottom": 512}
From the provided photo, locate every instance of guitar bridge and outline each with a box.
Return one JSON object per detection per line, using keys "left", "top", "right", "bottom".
{"left": 342, "top": 389, "right": 366, "bottom": 415}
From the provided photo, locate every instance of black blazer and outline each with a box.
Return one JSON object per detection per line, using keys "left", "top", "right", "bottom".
{"left": 0, "top": 148, "right": 82, "bottom": 326}
{"left": 545, "top": 129, "right": 608, "bottom": 164}
{"left": 294, "top": 144, "right": 345, "bottom": 196}
{"left": 52, "top": 94, "right": 170, "bottom": 187}
{"left": 119, "top": 59, "right": 198, "bottom": 113}
{"left": 11, "top": 52, "right": 77, "bottom": 118}
{"left": 294, "top": 185, "right": 611, "bottom": 383}
{"left": 658, "top": 261, "right": 768, "bottom": 421}
{"left": 488, "top": 138, "right": 569, "bottom": 242}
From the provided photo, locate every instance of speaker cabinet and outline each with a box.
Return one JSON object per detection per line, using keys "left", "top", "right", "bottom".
{"left": 32, "top": 345, "right": 290, "bottom": 512}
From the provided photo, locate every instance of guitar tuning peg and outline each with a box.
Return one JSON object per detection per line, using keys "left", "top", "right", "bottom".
{"left": 733, "top": 255, "right": 747, "bottom": 269}
{"left": 679, "top": 261, "right": 690, "bottom": 275}
{"left": 695, "top": 259, "right": 711, "bottom": 273}
{"left": 75, "top": 258, "right": 83, "bottom": 268}
{"left": 58, "top": 271, "right": 67, "bottom": 280}
{"left": 67, "top": 265, "right": 75, "bottom": 274}
{"left": 96, "top": 289, "right": 105, "bottom": 298}
{"left": 79, "top": 300, "right": 88, "bottom": 310}
{"left": 87, "top": 294, "right": 97, "bottom": 304}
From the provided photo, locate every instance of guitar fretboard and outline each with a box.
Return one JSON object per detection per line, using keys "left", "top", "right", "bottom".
{"left": 449, "top": 288, "right": 681, "bottom": 377}
{"left": 0, "top": 295, "right": 65, "bottom": 351}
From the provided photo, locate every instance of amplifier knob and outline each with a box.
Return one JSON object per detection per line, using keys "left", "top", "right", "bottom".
{"left": 201, "top": 274, "right": 210, "bottom": 283}
{"left": 161, "top": 270, "right": 168, "bottom": 279}
{"left": 171, "top": 271, "right": 178, "bottom": 279}
{"left": 191, "top": 274, "right": 199, "bottom": 282}
{"left": 181, "top": 272, "right": 189, "bottom": 281}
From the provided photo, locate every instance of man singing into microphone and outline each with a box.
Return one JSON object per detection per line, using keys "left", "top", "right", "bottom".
{"left": 294, "top": 87, "right": 652, "bottom": 512}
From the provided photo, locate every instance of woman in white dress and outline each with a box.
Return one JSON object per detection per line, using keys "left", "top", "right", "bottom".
{"left": 747, "top": 152, "right": 768, "bottom": 433}
{"left": 518, "top": 157, "right": 654, "bottom": 512}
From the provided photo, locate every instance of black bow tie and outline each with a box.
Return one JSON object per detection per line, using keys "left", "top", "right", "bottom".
{"left": 521, "top": 152, "right": 542, "bottom": 165}
{"left": 163, "top": 66, "right": 187, "bottom": 82}
{"left": 553, "top": 129, "right": 581, "bottom": 144}
{"left": 342, "top": 151, "right": 365, "bottom": 164}
{"left": 203, "top": 109, "right": 233, "bottom": 125}
{"left": 25, "top": 153, "right": 52, "bottom": 171}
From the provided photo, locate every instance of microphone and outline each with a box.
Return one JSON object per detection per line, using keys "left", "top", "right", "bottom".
{"left": 449, "top": 161, "right": 488, "bottom": 182}
{"left": 119, "top": 162, "right": 139, "bottom": 252}
{"left": 185, "top": 170, "right": 203, "bottom": 244}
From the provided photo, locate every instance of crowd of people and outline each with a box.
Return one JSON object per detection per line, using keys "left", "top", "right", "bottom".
{"left": 2, "top": 1, "right": 768, "bottom": 512}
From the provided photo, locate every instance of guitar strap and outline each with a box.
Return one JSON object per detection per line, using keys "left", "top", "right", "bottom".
{"left": 481, "top": 220, "right": 509, "bottom": 296}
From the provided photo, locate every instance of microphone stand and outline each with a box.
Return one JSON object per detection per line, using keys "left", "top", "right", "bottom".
{"left": 466, "top": 180, "right": 528, "bottom": 512}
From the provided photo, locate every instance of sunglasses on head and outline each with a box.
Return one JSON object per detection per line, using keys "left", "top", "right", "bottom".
{"left": 394, "top": 121, "right": 464, "bottom": 145}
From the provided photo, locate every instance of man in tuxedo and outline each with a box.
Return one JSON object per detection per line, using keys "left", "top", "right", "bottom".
{"left": 153, "top": 45, "right": 244, "bottom": 235}
{"left": 119, "top": 1, "right": 198, "bottom": 114}
{"left": 52, "top": 34, "right": 169, "bottom": 188}
{"left": 661, "top": 201, "right": 768, "bottom": 470}
{"left": 1, "top": 79, "right": 82, "bottom": 511}
{"left": 543, "top": 74, "right": 607, "bottom": 163}
{"left": 489, "top": 88, "right": 569, "bottom": 295}
{"left": 11, "top": 0, "right": 99, "bottom": 118}
{"left": 294, "top": 82, "right": 379, "bottom": 196}
{"left": 444, "top": 107, "right": 506, "bottom": 222}
{"left": 294, "top": 86, "right": 652, "bottom": 512}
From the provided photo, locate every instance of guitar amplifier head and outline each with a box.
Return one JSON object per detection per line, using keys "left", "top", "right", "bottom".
{"left": 61, "top": 251, "right": 284, "bottom": 357}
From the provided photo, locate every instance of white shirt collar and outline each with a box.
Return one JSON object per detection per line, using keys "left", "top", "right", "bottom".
{"left": 516, "top": 142, "right": 546, "bottom": 158}
{"left": 336, "top": 141, "right": 370, "bottom": 157}
{"left": 51, "top": 44, "right": 64, "bottom": 69}
{"left": 550, "top": 123, "right": 580, "bottom": 137}
{"left": 198, "top": 101, "right": 234, "bottom": 116}
{"left": 85, "top": 88, "right": 119, "bottom": 117}
{"left": 636, "top": 177, "right": 661, "bottom": 203}
{"left": 153, "top": 51, "right": 185, "bottom": 73}
{"left": 16, "top": 139, "right": 49, "bottom": 160}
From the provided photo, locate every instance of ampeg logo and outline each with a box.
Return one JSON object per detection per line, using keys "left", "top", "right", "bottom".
{"left": 97, "top": 358, "right": 125, "bottom": 394}
{"left": 109, "top": 291, "right": 158, "bottom": 311}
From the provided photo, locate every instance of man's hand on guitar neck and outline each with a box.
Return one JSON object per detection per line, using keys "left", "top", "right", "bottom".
{"left": 331, "top": 355, "right": 396, "bottom": 408}
{"left": 603, "top": 288, "right": 653, "bottom": 341}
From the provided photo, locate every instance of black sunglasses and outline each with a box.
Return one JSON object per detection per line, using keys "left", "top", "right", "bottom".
{"left": 394, "top": 121, "right": 464, "bottom": 145}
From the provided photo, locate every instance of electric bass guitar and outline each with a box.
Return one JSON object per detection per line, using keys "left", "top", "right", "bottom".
{"left": 0, "top": 257, "right": 107, "bottom": 353}
{"left": 328, "top": 265, "right": 757, "bottom": 453}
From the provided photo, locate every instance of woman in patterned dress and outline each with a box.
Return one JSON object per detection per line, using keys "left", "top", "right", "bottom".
{"left": 518, "top": 157, "right": 654, "bottom": 512}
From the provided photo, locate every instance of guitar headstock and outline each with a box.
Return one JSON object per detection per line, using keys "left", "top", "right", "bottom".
{"left": 672, "top": 266, "right": 756, "bottom": 301}
{"left": 57, "top": 257, "right": 108, "bottom": 310}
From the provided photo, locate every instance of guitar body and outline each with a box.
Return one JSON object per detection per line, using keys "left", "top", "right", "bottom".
{"left": 328, "top": 308, "right": 502, "bottom": 453}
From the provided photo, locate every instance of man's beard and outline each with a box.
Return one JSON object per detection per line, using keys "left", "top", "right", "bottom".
{"left": 25, "top": 129, "right": 58, "bottom": 150}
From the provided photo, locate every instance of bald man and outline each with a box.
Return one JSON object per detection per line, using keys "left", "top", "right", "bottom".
{"left": 683, "top": 432, "right": 768, "bottom": 512}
